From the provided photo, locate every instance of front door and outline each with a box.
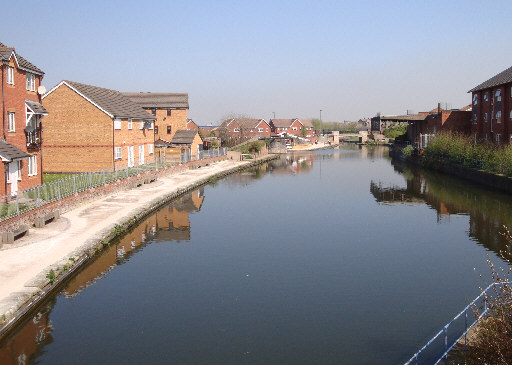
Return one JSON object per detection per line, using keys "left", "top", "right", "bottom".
{"left": 8, "top": 161, "right": 19, "bottom": 196}
{"left": 138, "top": 145, "right": 144, "bottom": 165}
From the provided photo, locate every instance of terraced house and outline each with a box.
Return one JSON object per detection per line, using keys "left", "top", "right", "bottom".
{"left": 218, "top": 118, "right": 271, "bottom": 141}
{"left": 0, "top": 41, "right": 47, "bottom": 197}
{"left": 470, "top": 65, "right": 512, "bottom": 143}
{"left": 42, "top": 81, "right": 155, "bottom": 173}
{"left": 269, "top": 118, "right": 315, "bottom": 140}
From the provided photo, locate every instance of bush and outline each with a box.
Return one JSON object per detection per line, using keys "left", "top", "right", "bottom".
{"left": 383, "top": 124, "right": 407, "bottom": 139}
{"left": 402, "top": 145, "right": 414, "bottom": 158}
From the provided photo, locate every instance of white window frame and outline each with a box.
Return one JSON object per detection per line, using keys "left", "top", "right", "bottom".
{"left": 114, "top": 119, "right": 122, "bottom": 130}
{"left": 28, "top": 155, "right": 37, "bottom": 176}
{"left": 17, "top": 160, "right": 22, "bottom": 180}
{"left": 148, "top": 143, "right": 154, "bottom": 155}
{"left": 6, "top": 66, "right": 14, "bottom": 85}
{"left": 139, "top": 121, "right": 144, "bottom": 129}
{"left": 292, "top": 127, "right": 297, "bottom": 131}
{"left": 233, "top": 128, "right": 240, "bottom": 132}
{"left": 496, "top": 89, "right": 501, "bottom": 101}
{"left": 483, "top": 92, "right": 488, "bottom": 102}
{"left": 114, "top": 146, "right": 122, "bottom": 160}
{"left": 496, "top": 133, "right": 501, "bottom": 143}
{"left": 496, "top": 110, "right": 502, "bottom": 122}
{"left": 26, "top": 73, "right": 35, "bottom": 91}
{"left": 128, "top": 119, "right": 133, "bottom": 130}
{"left": 148, "top": 121, "right": 154, "bottom": 130}
{"left": 484, "top": 112, "right": 488, "bottom": 122}
{"left": 258, "top": 128, "right": 263, "bottom": 132}
{"left": 127, "top": 146, "right": 134, "bottom": 167}
{"left": 7, "top": 112, "right": 15, "bottom": 132}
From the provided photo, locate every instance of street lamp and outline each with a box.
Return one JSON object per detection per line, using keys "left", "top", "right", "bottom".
{"left": 272, "top": 112, "right": 275, "bottom": 119}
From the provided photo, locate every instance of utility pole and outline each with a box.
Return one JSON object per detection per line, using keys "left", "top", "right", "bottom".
{"left": 319, "top": 109, "right": 323, "bottom": 136}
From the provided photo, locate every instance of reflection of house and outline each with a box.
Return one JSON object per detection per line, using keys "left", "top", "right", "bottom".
{"left": 123, "top": 92, "right": 188, "bottom": 145}
{"left": 42, "top": 81, "right": 155, "bottom": 172}
{"left": 154, "top": 189, "right": 204, "bottom": 242}
{"left": 469, "top": 65, "right": 512, "bottom": 143}
{"left": 0, "top": 42, "right": 47, "bottom": 196}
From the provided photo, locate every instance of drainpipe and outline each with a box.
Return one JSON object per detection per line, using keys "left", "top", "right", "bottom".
{"left": 112, "top": 117, "right": 115, "bottom": 171}
{"left": 1, "top": 63, "right": 6, "bottom": 199}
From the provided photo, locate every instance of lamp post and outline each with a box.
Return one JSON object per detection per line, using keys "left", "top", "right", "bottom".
{"left": 319, "top": 109, "right": 323, "bottom": 136}
{"left": 272, "top": 112, "right": 275, "bottom": 119}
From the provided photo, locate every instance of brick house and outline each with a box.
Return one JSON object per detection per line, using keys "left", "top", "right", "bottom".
{"left": 0, "top": 42, "right": 47, "bottom": 197}
{"left": 269, "top": 118, "right": 315, "bottom": 140}
{"left": 187, "top": 119, "right": 198, "bottom": 131}
{"left": 42, "top": 81, "right": 155, "bottom": 173}
{"left": 123, "top": 92, "right": 188, "bottom": 145}
{"left": 218, "top": 118, "right": 270, "bottom": 142}
{"left": 407, "top": 108, "right": 472, "bottom": 149}
{"left": 469, "top": 65, "right": 512, "bottom": 143}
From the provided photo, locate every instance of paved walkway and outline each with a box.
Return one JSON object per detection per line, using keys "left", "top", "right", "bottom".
{"left": 0, "top": 159, "right": 249, "bottom": 322}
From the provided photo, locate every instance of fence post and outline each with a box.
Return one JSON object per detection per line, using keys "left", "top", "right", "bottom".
{"left": 89, "top": 172, "right": 92, "bottom": 188}
{"left": 37, "top": 186, "right": 40, "bottom": 207}
{"left": 57, "top": 180, "right": 61, "bottom": 200}
{"left": 73, "top": 175, "right": 76, "bottom": 194}
{"left": 102, "top": 170, "right": 106, "bottom": 185}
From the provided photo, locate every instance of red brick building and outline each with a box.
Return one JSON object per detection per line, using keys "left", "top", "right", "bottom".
{"left": 218, "top": 118, "right": 270, "bottom": 142}
{"left": 269, "top": 118, "right": 315, "bottom": 140}
{"left": 470, "top": 65, "right": 512, "bottom": 143}
{"left": 0, "top": 42, "right": 47, "bottom": 196}
{"left": 187, "top": 119, "right": 198, "bottom": 131}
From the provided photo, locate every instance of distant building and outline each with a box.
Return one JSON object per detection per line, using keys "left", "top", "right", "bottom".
{"left": 187, "top": 119, "right": 198, "bottom": 131}
{"left": 269, "top": 118, "right": 315, "bottom": 141}
{"left": 218, "top": 118, "right": 271, "bottom": 142}
{"left": 0, "top": 41, "right": 47, "bottom": 196}
{"left": 469, "top": 65, "right": 512, "bottom": 143}
{"left": 42, "top": 81, "right": 155, "bottom": 172}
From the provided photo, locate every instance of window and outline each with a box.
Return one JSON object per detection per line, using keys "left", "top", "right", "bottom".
{"left": 167, "top": 109, "right": 171, "bottom": 116}
{"left": 114, "top": 119, "right": 122, "bottom": 130}
{"left": 292, "top": 127, "right": 297, "bottom": 131}
{"left": 151, "top": 108, "right": 156, "bottom": 116}
{"left": 258, "top": 128, "right": 263, "bottom": 132}
{"left": 148, "top": 121, "right": 153, "bottom": 130}
{"left": 128, "top": 119, "right": 133, "bottom": 130}
{"left": 139, "top": 121, "right": 144, "bottom": 129}
{"left": 154, "top": 126, "right": 158, "bottom": 134}
{"left": 6, "top": 66, "right": 14, "bottom": 85}
{"left": 496, "top": 133, "right": 501, "bottom": 143}
{"left": 233, "top": 128, "right": 240, "bottom": 132}
{"left": 148, "top": 144, "right": 154, "bottom": 155}
{"left": 484, "top": 112, "right": 488, "bottom": 122}
{"left": 495, "top": 89, "right": 501, "bottom": 101}
{"left": 495, "top": 90, "right": 502, "bottom": 121}
{"left": 167, "top": 126, "right": 172, "bottom": 134}
{"left": 496, "top": 110, "right": 502, "bottom": 121}
{"left": 26, "top": 73, "right": 35, "bottom": 91}
{"left": 510, "top": 110, "right": 512, "bottom": 120}
{"left": 485, "top": 133, "right": 488, "bottom": 141}
{"left": 7, "top": 112, "right": 15, "bottom": 132}
{"left": 114, "top": 147, "right": 122, "bottom": 160}
{"left": 28, "top": 155, "right": 37, "bottom": 176}
{"left": 484, "top": 92, "right": 488, "bottom": 101}
{"left": 17, "top": 160, "right": 21, "bottom": 180}
{"left": 266, "top": 128, "right": 268, "bottom": 132}
{"left": 127, "top": 146, "right": 134, "bottom": 167}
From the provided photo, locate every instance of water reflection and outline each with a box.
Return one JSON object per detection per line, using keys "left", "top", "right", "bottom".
{"left": 371, "top": 162, "right": 512, "bottom": 257}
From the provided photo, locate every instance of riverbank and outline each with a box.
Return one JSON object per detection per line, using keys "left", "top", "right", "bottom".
{"left": 390, "top": 145, "right": 512, "bottom": 195}
{"left": 0, "top": 154, "right": 278, "bottom": 338}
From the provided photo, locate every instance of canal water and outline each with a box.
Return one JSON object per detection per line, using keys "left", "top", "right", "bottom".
{"left": 1, "top": 145, "right": 511, "bottom": 364}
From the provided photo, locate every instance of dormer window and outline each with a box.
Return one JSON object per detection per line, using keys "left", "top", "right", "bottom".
{"left": 26, "top": 73, "right": 35, "bottom": 91}
{"left": 6, "top": 66, "right": 14, "bottom": 85}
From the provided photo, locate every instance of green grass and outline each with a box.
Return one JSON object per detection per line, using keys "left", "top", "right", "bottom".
{"left": 423, "top": 132, "right": 512, "bottom": 175}
{"left": 43, "top": 174, "right": 73, "bottom": 183}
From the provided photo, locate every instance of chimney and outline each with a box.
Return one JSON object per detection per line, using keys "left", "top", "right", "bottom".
{"left": 438, "top": 103, "right": 441, "bottom": 114}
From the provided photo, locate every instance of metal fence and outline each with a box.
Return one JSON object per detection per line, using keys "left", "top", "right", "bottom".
{"left": 404, "top": 281, "right": 511, "bottom": 365}
{"left": 0, "top": 147, "right": 227, "bottom": 222}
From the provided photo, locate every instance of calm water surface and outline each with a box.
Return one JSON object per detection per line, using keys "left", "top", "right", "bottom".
{"left": 1, "top": 145, "right": 511, "bottom": 364}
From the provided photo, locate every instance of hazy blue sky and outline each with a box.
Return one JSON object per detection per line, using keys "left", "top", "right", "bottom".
{"left": 4, "top": 0, "right": 512, "bottom": 124}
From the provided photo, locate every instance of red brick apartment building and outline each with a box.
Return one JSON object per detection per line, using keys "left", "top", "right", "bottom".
{"left": 0, "top": 41, "right": 47, "bottom": 196}
{"left": 470, "top": 65, "right": 512, "bottom": 143}
{"left": 218, "top": 118, "right": 271, "bottom": 140}
{"left": 42, "top": 81, "right": 155, "bottom": 173}
{"left": 122, "top": 92, "right": 188, "bottom": 144}
{"left": 269, "top": 119, "right": 315, "bottom": 140}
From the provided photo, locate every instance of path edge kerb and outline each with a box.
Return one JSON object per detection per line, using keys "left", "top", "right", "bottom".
{"left": 0, "top": 154, "right": 279, "bottom": 340}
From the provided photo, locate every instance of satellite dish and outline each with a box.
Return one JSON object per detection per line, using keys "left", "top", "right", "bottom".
{"left": 37, "top": 85, "right": 47, "bottom": 95}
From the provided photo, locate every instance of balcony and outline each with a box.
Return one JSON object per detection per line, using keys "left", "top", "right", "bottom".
{"left": 25, "top": 128, "right": 42, "bottom": 149}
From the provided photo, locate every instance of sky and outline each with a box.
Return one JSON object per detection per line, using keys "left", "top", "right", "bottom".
{"left": 4, "top": 0, "right": 512, "bottom": 124}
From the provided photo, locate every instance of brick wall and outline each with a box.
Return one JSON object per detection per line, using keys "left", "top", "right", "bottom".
{"left": 153, "top": 108, "right": 188, "bottom": 142}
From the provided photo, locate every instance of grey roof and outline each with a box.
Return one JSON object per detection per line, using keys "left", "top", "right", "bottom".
{"left": 171, "top": 130, "right": 199, "bottom": 145}
{"left": 470, "top": 65, "right": 512, "bottom": 92}
{"left": 25, "top": 99, "right": 48, "bottom": 115}
{"left": 0, "top": 46, "right": 44, "bottom": 75}
{"left": 379, "top": 115, "right": 427, "bottom": 121}
{"left": 63, "top": 81, "right": 155, "bottom": 120}
{"left": 220, "top": 118, "right": 266, "bottom": 129}
{"left": 0, "top": 139, "right": 31, "bottom": 161}
{"left": 122, "top": 92, "right": 189, "bottom": 109}
{"left": 297, "top": 118, "right": 313, "bottom": 127}
{"left": 270, "top": 119, "right": 295, "bottom": 128}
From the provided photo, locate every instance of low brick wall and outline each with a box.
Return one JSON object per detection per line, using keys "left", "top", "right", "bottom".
{"left": 0, "top": 156, "right": 227, "bottom": 233}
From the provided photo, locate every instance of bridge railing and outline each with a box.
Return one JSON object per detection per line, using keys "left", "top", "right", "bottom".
{"left": 404, "top": 281, "right": 511, "bottom": 365}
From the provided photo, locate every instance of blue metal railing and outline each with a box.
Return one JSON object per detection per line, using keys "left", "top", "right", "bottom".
{"left": 404, "top": 281, "right": 511, "bottom": 365}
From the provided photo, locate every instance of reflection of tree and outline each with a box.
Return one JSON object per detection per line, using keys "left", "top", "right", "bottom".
{"left": 370, "top": 162, "right": 512, "bottom": 256}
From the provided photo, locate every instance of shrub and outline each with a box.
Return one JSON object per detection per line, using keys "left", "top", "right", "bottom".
{"left": 402, "top": 145, "right": 414, "bottom": 158}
